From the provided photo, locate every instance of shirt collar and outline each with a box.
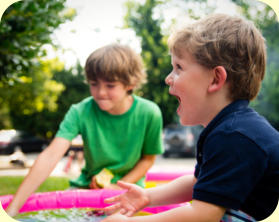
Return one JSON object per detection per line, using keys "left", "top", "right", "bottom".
{"left": 200, "top": 100, "right": 249, "bottom": 140}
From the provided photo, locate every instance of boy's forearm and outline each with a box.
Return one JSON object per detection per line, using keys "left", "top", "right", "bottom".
{"left": 127, "top": 200, "right": 225, "bottom": 222}
{"left": 128, "top": 206, "right": 191, "bottom": 222}
{"left": 7, "top": 151, "right": 54, "bottom": 214}
{"left": 147, "top": 175, "right": 196, "bottom": 207}
{"left": 121, "top": 155, "right": 156, "bottom": 184}
{"left": 6, "top": 138, "right": 69, "bottom": 216}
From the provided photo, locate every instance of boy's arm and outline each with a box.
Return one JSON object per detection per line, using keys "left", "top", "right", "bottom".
{"left": 105, "top": 175, "right": 196, "bottom": 215}
{"left": 104, "top": 200, "right": 225, "bottom": 222}
{"left": 104, "top": 176, "right": 225, "bottom": 222}
{"left": 120, "top": 154, "right": 156, "bottom": 184}
{"left": 147, "top": 174, "right": 196, "bottom": 206}
{"left": 6, "top": 137, "right": 71, "bottom": 217}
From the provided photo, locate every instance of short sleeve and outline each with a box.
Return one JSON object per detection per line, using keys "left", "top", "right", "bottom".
{"left": 193, "top": 132, "right": 268, "bottom": 209}
{"left": 55, "top": 105, "right": 80, "bottom": 141}
{"left": 141, "top": 105, "right": 164, "bottom": 155}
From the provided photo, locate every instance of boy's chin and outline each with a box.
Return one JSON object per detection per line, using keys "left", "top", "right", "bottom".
{"left": 96, "top": 102, "right": 112, "bottom": 111}
{"left": 100, "top": 107, "right": 112, "bottom": 112}
{"left": 179, "top": 118, "right": 187, "bottom": 126}
{"left": 179, "top": 118, "right": 196, "bottom": 126}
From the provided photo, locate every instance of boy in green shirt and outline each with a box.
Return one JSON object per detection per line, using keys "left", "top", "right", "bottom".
{"left": 6, "top": 43, "right": 164, "bottom": 217}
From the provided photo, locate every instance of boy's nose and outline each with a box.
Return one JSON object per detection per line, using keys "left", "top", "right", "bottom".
{"left": 165, "top": 73, "right": 173, "bottom": 85}
{"left": 97, "top": 86, "right": 107, "bottom": 97}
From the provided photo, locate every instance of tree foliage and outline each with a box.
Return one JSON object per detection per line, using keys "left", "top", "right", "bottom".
{"left": 0, "top": 0, "right": 76, "bottom": 134}
{"left": 1, "top": 58, "right": 65, "bottom": 133}
{"left": 231, "top": 0, "right": 279, "bottom": 129}
{"left": 0, "top": 0, "right": 75, "bottom": 81}
{"left": 2, "top": 0, "right": 278, "bottom": 136}
{"left": 125, "top": 0, "right": 178, "bottom": 126}
{"left": 10, "top": 62, "right": 90, "bottom": 138}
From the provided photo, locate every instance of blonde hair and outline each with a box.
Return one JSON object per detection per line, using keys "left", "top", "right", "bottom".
{"left": 85, "top": 43, "right": 146, "bottom": 92}
{"left": 168, "top": 14, "right": 266, "bottom": 101}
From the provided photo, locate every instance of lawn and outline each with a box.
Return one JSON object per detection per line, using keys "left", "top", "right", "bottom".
{"left": 0, "top": 176, "right": 70, "bottom": 196}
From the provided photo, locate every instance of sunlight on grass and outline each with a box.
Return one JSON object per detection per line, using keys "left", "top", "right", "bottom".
{"left": 0, "top": 176, "right": 69, "bottom": 195}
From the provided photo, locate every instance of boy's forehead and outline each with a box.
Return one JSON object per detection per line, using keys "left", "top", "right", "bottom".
{"left": 171, "top": 50, "right": 192, "bottom": 61}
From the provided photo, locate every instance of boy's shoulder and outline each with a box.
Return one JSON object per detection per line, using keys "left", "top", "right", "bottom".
{"left": 226, "top": 107, "right": 277, "bottom": 133}
{"left": 70, "top": 97, "right": 94, "bottom": 112}
{"left": 73, "top": 97, "right": 93, "bottom": 106}
{"left": 214, "top": 106, "right": 279, "bottom": 149}
{"left": 134, "top": 95, "right": 161, "bottom": 113}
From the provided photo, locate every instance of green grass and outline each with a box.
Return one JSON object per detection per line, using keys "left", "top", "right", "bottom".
{"left": 0, "top": 176, "right": 70, "bottom": 196}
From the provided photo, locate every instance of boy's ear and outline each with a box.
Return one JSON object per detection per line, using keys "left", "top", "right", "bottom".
{"left": 126, "top": 85, "right": 135, "bottom": 91}
{"left": 208, "top": 66, "right": 227, "bottom": 93}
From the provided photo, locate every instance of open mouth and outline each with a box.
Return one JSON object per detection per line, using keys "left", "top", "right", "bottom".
{"left": 169, "top": 90, "right": 181, "bottom": 112}
{"left": 173, "top": 95, "right": 181, "bottom": 114}
{"left": 175, "top": 95, "right": 181, "bottom": 103}
{"left": 170, "top": 92, "right": 180, "bottom": 103}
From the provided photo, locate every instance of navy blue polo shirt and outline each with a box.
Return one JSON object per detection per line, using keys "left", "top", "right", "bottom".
{"left": 193, "top": 100, "right": 279, "bottom": 221}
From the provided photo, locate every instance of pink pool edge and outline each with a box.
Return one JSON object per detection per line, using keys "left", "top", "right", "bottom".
{"left": 0, "top": 170, "right": 193, "bottom": 214}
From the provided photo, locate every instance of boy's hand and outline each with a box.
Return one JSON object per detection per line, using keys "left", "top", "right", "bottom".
{"left": 90, "top": 175, "right": 101, "bottom": 189}
{"left": 90, "top": 175, "right": 121, "bottom": 190}
{"left": 104, "top": 181, "right": 150, "bottom": 216}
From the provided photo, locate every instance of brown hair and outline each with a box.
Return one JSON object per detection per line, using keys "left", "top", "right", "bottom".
{"left": 85, "top": 43, "right": 146, "bottom": 93}
{"left": 168, "top": 14, "right": 266, "bottom": 101}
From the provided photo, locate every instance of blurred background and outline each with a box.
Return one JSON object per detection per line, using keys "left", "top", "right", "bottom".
{"left": 0, "top": 0, "right": 278, "bottom": 165}
{"left": 0, "top": 2, "right": 278, "bottom": 221}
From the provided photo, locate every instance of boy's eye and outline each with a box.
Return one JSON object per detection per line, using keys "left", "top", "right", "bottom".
{"left": 90, "top": 82, "right": 98, "bottom": 86}
{"left": 107, "top": 84, "right": 116, "bottom": 88}
{"left": 176, "top": 64, "right": 182, "bottom": 70}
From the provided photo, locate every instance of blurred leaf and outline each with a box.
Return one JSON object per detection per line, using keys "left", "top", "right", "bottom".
{"left": 0, "top": 0, "right": 76, "bottom": 80}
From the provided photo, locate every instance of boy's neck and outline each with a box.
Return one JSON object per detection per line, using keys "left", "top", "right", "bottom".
{"left": 202, "top": 95, "right": 232, "bottom": 128}
{"left": 107, "top": 95, "right": 134, "bottom": 115}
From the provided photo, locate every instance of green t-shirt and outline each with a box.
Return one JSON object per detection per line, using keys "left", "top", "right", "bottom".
{"left": 56, "top": 95, "right": 164, "bottom": 188}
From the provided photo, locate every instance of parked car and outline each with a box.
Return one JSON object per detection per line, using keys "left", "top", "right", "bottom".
{"left": 0, "top": 129, "right": 49, "bottom": 155}
{"left": 163, "top": 124, "right": 203, "bottom": 158}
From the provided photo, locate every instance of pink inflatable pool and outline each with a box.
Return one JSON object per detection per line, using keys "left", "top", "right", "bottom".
{"left": 146, "top": 170, "right": 193, "bottom": 181}
{"left": 0, "top": 170, "right": 193, "bottom": 214}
